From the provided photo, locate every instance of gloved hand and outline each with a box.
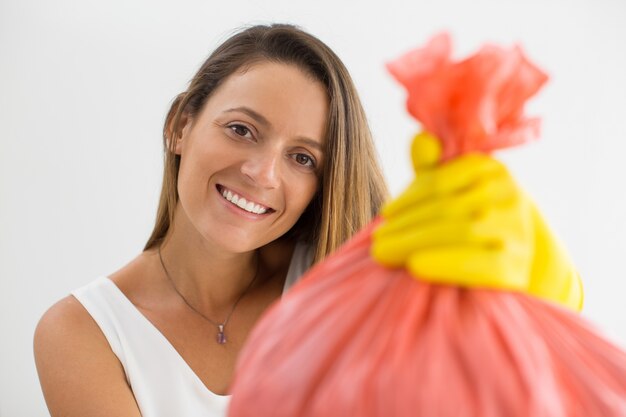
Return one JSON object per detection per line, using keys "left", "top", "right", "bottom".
{"left": 526, "top": 201, "right": 584, "bottom": 310}
{"left": 371, "top": 132, "right": 583, "bottom": 311}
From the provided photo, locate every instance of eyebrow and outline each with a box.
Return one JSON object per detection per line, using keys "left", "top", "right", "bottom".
{"left": 223, "top": 106, "right": 324, "bottom": 152}
{"left": 224, "top": 106, "right": 271, "bottom": 128}
{"left": 293, "top": 137, "right": 324, "bottom": 152}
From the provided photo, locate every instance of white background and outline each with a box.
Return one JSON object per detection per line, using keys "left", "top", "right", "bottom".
{"left": 1, "top": 0, "right": 625, "bottom": 415}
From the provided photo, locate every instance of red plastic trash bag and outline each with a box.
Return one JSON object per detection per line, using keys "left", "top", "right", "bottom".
{"left": 228, "top": 33, "right": 626, "bottom": 417}
{"left": 230, "top": 223, "right": 626, "bottom": 416}
{"left": 386, "top": 32, "right": 548, "bottom": 160}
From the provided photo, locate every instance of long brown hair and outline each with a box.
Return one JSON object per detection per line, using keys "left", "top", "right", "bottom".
{"left": 144, "top": 24, "right": 388, "bottom": 264}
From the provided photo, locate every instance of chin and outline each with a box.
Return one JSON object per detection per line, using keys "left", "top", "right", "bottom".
{"left": 204, "top": 228, "right": 273, "bottom": 254}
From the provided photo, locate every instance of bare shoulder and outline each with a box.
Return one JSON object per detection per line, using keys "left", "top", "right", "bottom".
{"left": 34, "top": 295, "right": 142, "bottom": 416}
{"left": 34, "top": 295, "right": 105, "bottom": 357}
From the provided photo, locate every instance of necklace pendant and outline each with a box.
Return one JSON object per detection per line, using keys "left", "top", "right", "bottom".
{"left": 216, "top": 324, "right": 227, "bottom": 345}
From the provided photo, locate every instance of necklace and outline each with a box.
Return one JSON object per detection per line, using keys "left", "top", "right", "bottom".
{"left": 157, "top": 245, "right": 260, "bottom": 345}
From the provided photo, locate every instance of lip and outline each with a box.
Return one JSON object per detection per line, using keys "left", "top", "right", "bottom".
{"left": 215, "top": 184, "right": 276, "bottom": 219}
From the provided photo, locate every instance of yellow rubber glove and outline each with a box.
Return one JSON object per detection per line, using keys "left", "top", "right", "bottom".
{"left": 527, "top": 201, "right": 584, "bottom": 310}
{"left": 371, "top": 132, "right": 583, "bottom": 311}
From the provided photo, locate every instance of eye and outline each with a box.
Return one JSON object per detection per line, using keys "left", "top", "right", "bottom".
{"left": 228, "top": 124, "right": 254, "bottom": 139}
{"left": 292, "top": 153, "right": 316, "bottom": 168}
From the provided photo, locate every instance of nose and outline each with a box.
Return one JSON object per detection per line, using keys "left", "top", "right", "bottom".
{"left": 240, "top": 148, "right": 281, "bottom": 189}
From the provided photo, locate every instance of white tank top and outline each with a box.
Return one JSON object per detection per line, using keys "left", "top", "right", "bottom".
{"left": 71, "top": 242, "right": 313, "bottom": 417}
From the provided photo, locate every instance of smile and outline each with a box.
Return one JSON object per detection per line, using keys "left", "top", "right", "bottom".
{"left": 217, "top": 185, "right": 273, "bottom": 215}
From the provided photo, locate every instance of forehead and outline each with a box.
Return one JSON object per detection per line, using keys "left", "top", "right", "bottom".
{"left": 201, "top": 61, "right": 329, "bottom": 140}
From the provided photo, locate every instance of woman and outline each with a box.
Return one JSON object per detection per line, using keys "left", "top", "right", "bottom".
{"left": 33, "top": 24, "right": 581, "bottom": 417}
{"left": 33, "top": 24, "right": 388, "bottom": 416}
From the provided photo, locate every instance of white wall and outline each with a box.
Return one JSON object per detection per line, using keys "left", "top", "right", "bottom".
{"left": 1, "top": 0, "right": 625, "bottom": 415}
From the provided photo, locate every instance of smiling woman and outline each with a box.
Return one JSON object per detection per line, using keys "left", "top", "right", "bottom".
{"left": 32, "top": 24, "right": 388, "bottom": 417}
{"left": 172, "top": 62, "right": 328, "bottom": 254}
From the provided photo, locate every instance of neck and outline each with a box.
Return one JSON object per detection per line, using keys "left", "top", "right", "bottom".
{"left": 157, "top": 206, "right": 261, "bottom": 318}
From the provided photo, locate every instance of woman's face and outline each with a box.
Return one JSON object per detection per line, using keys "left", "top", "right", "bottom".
{"left": 175, "top": 61, "right": 328, "bottom": 253}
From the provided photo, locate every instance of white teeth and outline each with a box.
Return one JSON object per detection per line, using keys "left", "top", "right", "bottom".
{"left": 253, "top": 204, "right": 267, "bottom": 214}
{"left": 220, "top": 186, "right": 269, "bottom": 215}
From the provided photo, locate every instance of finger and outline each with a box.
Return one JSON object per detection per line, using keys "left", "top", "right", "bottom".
{"left": 421, "top": 153, "right": 509, "bottom": 197}
{"left": 379, "top": 179, "right": 428, "bottom": 218}
{"left": 411, "top": 131, "right": 442, "bottom": 171}
{"left": 376, "top": 174, "right": 517, "bottom": 236}
{"left": 373, "top": 200, "right": 531, "bottom": 268}
{"left": 383, "top": 154, "right": 509, "bottom": 217}
{"left": 372, "top": 218, "right": 502, "bottom": 267}
{"left": 406, "top": 246, "right": 530, "bottom": 290}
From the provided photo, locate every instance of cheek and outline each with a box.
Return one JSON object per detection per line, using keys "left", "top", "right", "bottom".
{"left": 179, "top": 137, "right": 230, "bottom": 185}
{"left": 178, "top": 151, "right": 208, "bottom": 186}
{"left": 176, "top": 150, "right": 220, "bottom": 210}
{"left": 288, "top": 177, "right": 319, "bottom": 217}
